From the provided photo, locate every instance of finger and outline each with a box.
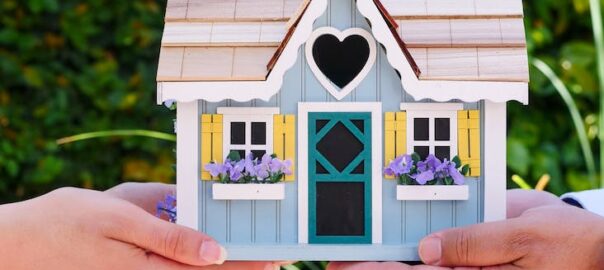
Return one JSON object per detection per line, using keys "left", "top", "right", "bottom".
{"left": 144, "top": 254, "right": 275, "bottom": 270}
{"left": 104, "top": 205, "right": 226, "bottom": 266}
{"left": 507, "top": 189, "right": 564, "bottom": 218}
{"left": 106, "top": 183, "right": 176, "bottom": 215}
{"left": 327, "top": 262, "right": 416, "bottom": 270}
{"left": 418, "top": 219, "right": 528, "bottom": 267}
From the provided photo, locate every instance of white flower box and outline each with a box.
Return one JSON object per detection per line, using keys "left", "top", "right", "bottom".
{"left": 212, "top": 183, "right": 285, "bottom": 201}
{"left": 396, "top": 185, "right": 469, "bottom": 201}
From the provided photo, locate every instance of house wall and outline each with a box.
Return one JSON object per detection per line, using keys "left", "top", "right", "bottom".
{"left": 197, "top": 0, "right": 484, "bottom": 245}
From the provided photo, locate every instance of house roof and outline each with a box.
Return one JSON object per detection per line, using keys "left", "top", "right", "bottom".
{"left": 157, "top": 0, "right": 528, "bottom": 104}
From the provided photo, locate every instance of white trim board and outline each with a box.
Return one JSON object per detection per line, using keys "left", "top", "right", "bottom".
{"left": 400, "top": 103, "right": 463, "bottom": 111}
{"left": 157, "top": 0, "right": 528, "bottom": 105}
{"left": 483, "top": 101, "right": 507, "bottom": 222}
{"left": 305, "top": 27, "right": 377, "bottom": 101}
{"left": 297, "top": 102, "right": 383, "bottom": 244}
{"left": 176, "top": 101, "right": 200, "bottom": 230}
{"left": 217, "top": 107, "right": 280, "bottom": 115}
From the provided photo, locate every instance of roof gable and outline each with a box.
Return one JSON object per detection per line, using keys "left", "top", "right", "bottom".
{"left": 157, "top": 0, "right": 528, "bottom": 104}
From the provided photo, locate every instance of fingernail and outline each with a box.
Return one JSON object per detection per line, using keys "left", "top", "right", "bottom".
{"left": 199, "top": 241, "right": 227, "bottom": 264}
{"left": 419, "top": 235, "right": 442, "bottom": 265}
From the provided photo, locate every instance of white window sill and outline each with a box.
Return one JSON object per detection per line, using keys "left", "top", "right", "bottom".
{"left": 212, "top": 183, "right": 285, "bottom": 201}
{"left": 396, "top": 185, "right": 469, "bottom": 201}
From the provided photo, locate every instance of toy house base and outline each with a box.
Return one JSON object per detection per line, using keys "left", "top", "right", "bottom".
{"left": 224, "top": 244, "right": 419, "bottom": 261}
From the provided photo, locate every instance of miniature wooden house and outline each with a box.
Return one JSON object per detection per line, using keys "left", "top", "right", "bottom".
{"left": 156, "top": 0, "right": 528, "bottom": 261}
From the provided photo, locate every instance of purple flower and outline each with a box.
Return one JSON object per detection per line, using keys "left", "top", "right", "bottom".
{"left": 204, "top": 162, "right": 226, "bottom": 178}
{"left": 417, "top": 154, "right": 441, "bottom": 173}
{"left": 385, "top": 155, "right": 414, "bottom": 177}
{"left": 156, "top": 194, "right": 177, "bottom": 223}
{"left": 244, "top": 153, "right": 257, "bottom": 177}
{"left": 448, "top": 164, "right": 465, "bottom": 185}
{"left": 229, "top": 160, "right": 245, "bottom": 182}
{"left": 412, "top": 170, "right": 434, "bottom": 185}
{"left": 163, "top": 99, "right": 176, "bottom": 109}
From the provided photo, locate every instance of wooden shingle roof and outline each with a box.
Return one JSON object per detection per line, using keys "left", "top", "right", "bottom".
{"left": 157, "top": 0, "right": 527, "bottom": 84}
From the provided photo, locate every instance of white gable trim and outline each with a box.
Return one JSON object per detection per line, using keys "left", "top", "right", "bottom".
{"left": 157, "top": 0, "right": 328, "bottom": 104}
{"left": 356, "top": 0, "right": 528, "bottom": 105}
{"left": 158, "top": 0, "right": 528, "bottom": 105}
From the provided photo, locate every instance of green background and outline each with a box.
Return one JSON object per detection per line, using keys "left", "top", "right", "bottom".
{"left": 1, "top": 1, "right": 603, "bottom": 269}
{"left": 0, "top": 1, "right": 601, "bottom": 210}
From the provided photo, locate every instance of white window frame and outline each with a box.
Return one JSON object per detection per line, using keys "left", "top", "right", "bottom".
{"left": 217, "top": 107, "right": 280, "bottom": 160}
{"left": 401, "top": 103, "right": 462, "bottom": 161}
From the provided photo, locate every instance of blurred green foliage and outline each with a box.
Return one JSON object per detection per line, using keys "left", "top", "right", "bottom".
{"left": 0, "top": 0, "right": 602, "bottom": 204}
{"left": 512, "top": 0, "right": 604, "bottom": 194}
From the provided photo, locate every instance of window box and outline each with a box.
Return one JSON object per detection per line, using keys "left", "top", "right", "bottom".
{"left": 212, "top": 183, "right": 285, "bottom": 201}
{"left": 396, "top": 185, "right": 469, "bottom": 201}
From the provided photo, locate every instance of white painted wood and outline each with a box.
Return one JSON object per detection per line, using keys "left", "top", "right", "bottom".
{"left": 176, "top": 101, "right": 200, "bottom": 230}
{"left": 426, "top": 48, "right": 479, "bottom": 79}
{"left": 212, "top": 183, "right": 285, "bottom": 200}
{"left": 450, "top": 19, "right": 502, "bottom": 45}
{"left": 400, "top": 102, "right": 463, "bottom": 111}
{"left": 211, "top": 22, "right": 262, "bottom": 43}
{"left": 405, "top": 109, "right": 458, "bottom": 161}
{"left": 477, "top": 48, "right": 529, "bottom": 81}
{"left": 396, "top": 185, "right": 469, "bottom": 201}
{"left": 235, "top": 0, "right": 285, "bottom": 21}
{"left": 381, "top": 0, "right": 427, "bottom": 17}
{"left": 162, "top": 22, "right": 212, "bottom": 45}
{"left": 426, "top": 0, "right": 475, "bottom": 16}
{"left": 297, "top": 102, "right": 383, "bottom": 244}
{"left": 217, "top": 107, "right": 280, "bottom": 115}
{"left": 304, "top": 27, "right": 377, "bottom": 101}
{"left": 474, "top": 0, "right": 524, "bottom": 16}
{"left": 158, "top": 0, "right": 528, "bottom": 105}
{"left": 221, "top": 111, "right": 275, "bottom": 161}
{"left": 500, "top": 18, "right": 527, "bottom": 45}
{"left": 483, "top": 101, "right": 507, "bottom": 222}
{"left": 398, "top": 19, "right": 451, "bottom": 46}
{"left": 260, "top": 22, "right": 288, "bottom": 43}
{"left": 186, "top": 0, "right": 237, "bottom": 21}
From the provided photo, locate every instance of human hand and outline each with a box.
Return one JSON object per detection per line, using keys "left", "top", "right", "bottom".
{"left": 0, "top": 185, "right": 280, "bottom": 270}
{"left": 418, "top": 204, "right": 604, "bottom": 269}
{"left": 506, "top": 189, "right": 565, "bottom": 218}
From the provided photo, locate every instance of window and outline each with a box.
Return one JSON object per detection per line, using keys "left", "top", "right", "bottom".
{"left": 402, "top": 103, "right": 460, "bottom": 161}
{"left": 218, "top": 107, "right": 279, "bottom": 160}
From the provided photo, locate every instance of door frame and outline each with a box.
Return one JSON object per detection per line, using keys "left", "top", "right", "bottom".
{"left": 298, "top": 102, "right": 382, "bottom": 244}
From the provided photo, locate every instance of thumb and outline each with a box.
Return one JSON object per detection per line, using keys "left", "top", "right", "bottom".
{"left": 418, "top": 219, "right": 528, "bottom": 267}
{"left": 108, "top": 207, "right": 227, "bottom": 266}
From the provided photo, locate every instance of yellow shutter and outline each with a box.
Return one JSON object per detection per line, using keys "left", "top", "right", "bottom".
{"left": 384, "top": 112, "right": 407, "bottom": 179}
{"left": 274, "top": 115, "right": 296, "bottom": 181}
{"left": 458, "top": 110, "right": 481, "bottom": 177}
{"left": 201, "top": 114, "right": 223, "bottom": 180}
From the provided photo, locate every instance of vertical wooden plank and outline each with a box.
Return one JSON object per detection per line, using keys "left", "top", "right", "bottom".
{"left": 212, "top": 114, "right": 223, "bottom": 166}
{"left": 483, "top": 101, "right": 506, "bottom": 222}
{"left": 395, "top": 112, "right": 407, "bottom": 156}
{"left": 229, "top": 200, "right": 253, "bottom": 244}
{"left": 384, "top": 112, "right": 396, "bottom": 166}
{"left": 330, "top": 0, "right": 353, "bottom": 30}
{"left": 430, "top": 201, "right": 453, "bottom": 233}
{"left": 274, "top": 115, "right": 285, "bottom": 158}
{"left": 201, "top": 114, "right": 213, "bottom": 180}
{"left": 284, "top": 115, "right": 296, "bottom": 181}
{"left": 254, "top": 200, "right": 278, "bottom": 243}
{"left": 382, "top": 179, "right": 402, "bottom": 244}
{"left": 176, "top": 101, "right": 200, "bottom": 230}
{"left": 305, "top": 9, "right": 328, "bottom": 102}
{"left": 455, "top": 180, "right": 480, "bottom": 227}
{"left": 404, "top": 201, "right": 428, "bottom": 243}
{"left": 203, "top": 181, "right": 228, "bottom": 242}
{"left": 469, "top": 110, "right": 481, "bottom": 177}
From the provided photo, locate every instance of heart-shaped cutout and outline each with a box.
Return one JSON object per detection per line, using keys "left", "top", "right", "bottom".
{"left": 305, "top": 27, "right": 377, "bottom": 100}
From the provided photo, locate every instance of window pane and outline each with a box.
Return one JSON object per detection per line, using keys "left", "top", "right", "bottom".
{"left": 435, "top": 118, "right": 450, "bottom": 141}
{"left": 414, "top": 146, "right": 429, "bottom": 160}
{"left": 351, "top": 120, "right": 365, "bottom": 134}
{"left": 316, "top": 182, "right": 365, "bottom": 236}
{"left": 414, "top": 118, "right": 429, "bottom": 141}
{"left": 251, "top": 122, "right": 267, "bottom": 145}
{"left": 230, "top": 122, "right": 246, "bottom": 145}
{"left": 435, "top": 146, "right": 450, "bottom": 161}
{"left": 316, "top": 161, "right": 328, "bottom": 174}
{"left": 350, "top": 161, "right": 365, "bottom": 174}
{"left": 251, "top": 150, "right": 266, "bottom": 159}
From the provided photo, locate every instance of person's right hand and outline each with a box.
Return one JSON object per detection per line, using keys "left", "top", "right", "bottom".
{"left": 0, "top": 186, "right": 278, "bottom": 270}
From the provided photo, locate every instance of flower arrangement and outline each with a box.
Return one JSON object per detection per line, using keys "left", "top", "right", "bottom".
{"left": 384, "top": 153, "right": 469, "bottom": 186}
{"left": 156, "top": 194, "right": 177, "bottom": 223}
{"left": 204, "top": 151, "right": 293, "bottom": 184}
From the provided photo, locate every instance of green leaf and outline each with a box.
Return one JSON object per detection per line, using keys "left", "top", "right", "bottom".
{"left": 227, "top": 151, "right": 241, "bottom": 162}
{"left": 461, "top": 165, "right": 470, "bottom": 176}
{"left": 452, "top": 156, "right": 462, "bottom": 168}
{"left": 411, "top": 153, "right": 421, "bottom": 163}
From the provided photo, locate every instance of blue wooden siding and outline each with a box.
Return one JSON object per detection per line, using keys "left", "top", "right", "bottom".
{"left": 197, "top": 0, "right": 483, "bottom": 247}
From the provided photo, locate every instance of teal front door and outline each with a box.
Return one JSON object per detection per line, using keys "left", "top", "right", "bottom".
{"left": 308, "top": 112, "right": 372, "bottom": 244}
